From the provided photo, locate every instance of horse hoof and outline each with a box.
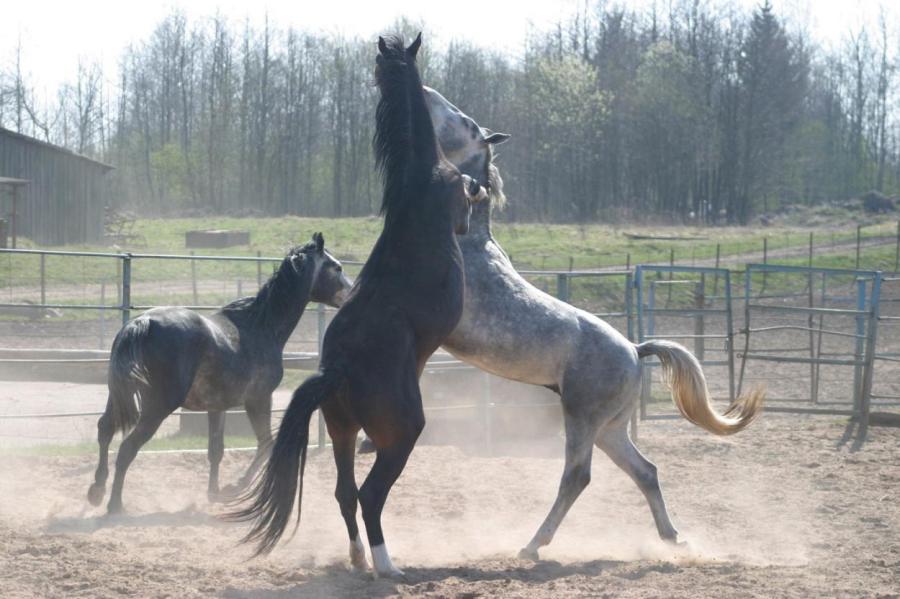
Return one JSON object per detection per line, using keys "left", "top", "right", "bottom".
{"left": 106, "top": 501, "right": 123, "bottom": 516}
{"left": 358, "top": 438, "right": 376, "bottom": 454}
{"left": 87, "top": 483, "right": 106, "bottom": 506}
{"left": 350, "top": 558, "right": 370, "bottom": 574}
{"left": 517, "top": 547, "right": 539, "bottom": 561}
{"left": 375, "top": 566, "right": 406, "bottom": 579}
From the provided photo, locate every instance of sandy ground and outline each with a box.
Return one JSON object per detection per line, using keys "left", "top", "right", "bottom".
{"left": 1, "top": 414, "right": 898, "bottom": 598}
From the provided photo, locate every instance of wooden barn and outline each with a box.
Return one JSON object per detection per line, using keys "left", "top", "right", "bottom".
{"left": 0, "top": 127, "right": 113, "bottom": 245}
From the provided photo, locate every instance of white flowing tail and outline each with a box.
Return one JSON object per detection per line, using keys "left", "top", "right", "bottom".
{"left": 636, "top": 340, "right": 764, "bottom": 435}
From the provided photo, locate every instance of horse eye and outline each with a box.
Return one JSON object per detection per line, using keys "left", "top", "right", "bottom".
{"left": 467, "top": 178, "right": 480, "bottom": 196}
{"left": 335, "top": 264, "right": 343, "bottom": 273}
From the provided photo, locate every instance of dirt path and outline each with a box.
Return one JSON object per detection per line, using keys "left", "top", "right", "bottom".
{"left": 1, "top": 414, "right": 897, "bottom": 598}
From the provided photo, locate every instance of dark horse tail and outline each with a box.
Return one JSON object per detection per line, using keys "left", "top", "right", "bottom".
{"left": 226, "top": 370, "right": 342, "bottom": 556}
{"left": 106, "top": 318, "right": 151, "bottom": 434}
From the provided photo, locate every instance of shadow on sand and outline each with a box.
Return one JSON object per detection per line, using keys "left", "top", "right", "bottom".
{"left": 219, "top": 559, "right": 636, "bottom": 599}
{"left": 45, "top": 506, "right": 223, "bottom": 533}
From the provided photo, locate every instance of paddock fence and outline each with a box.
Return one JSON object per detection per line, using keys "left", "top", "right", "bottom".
{"left": 1, "top": 246, "right": 896, "bottom": 451}
{"left": 0, "top": 247, "right": 636, "bottom": 451}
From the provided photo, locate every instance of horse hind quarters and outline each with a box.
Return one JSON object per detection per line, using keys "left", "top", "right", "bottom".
{"left": 636, "top": 339, "right": 765, "bottom": 435}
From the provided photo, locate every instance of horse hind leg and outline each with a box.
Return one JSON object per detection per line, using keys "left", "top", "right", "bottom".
{"left": 332, "top": 429, "right": 368, "bottom": 572}
{"left": 595, "top": 424, "right": 679, "bottom": 543}
{"left": 106, "top": 406, "right": 169, "bottom": 515}
{"left": 358, "top": 425, "right": 421, "bottom": 578}
{"left": 207, "top": 410, "right": 226, "bottom": 501}
{"left": 87, "top": 397, "right": 116, "bottom": 506}
{"left": 519, "top": 411, "right": 596, "bottom": 561}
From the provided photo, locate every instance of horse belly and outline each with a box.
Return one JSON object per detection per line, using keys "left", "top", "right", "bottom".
{"left": 443, "top": 322, "right": 562, "bottom": 386}
{"left": 182, "top": 359, "right": 239, "bottom": 411}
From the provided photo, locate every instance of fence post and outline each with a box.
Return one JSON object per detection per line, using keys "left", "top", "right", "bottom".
{"left": 859, "top": 274, "right": 882, "bottom": 438}
{"left": 568, "top": 256, "right": 574, "bottom": 272}
{"left": 625, "top": 253, "right": 631, "bottom": 271}
{"left": 667, "top": 248, "right": 674, "bottom": 306}
{"left": 694, "top": 278, "right": 705, "bottom": 361}
{"left": 853, "top": 278, "right": 867, "bottom": 413}
{"left": 807, "top": 270, "right": 816, "bottom": 404}
{"left": 556, "top": 273, "right": 570, "bottom": 304}
{"left": 809, "top": 232, "right": 814, "bottom": 267}
{"left": 713, "top": 243, "right": 721, "bottom": 295}
{"left": 640, "top": 278, "right": 656, "bottom": 419}
{"left": 724, "top": 270, "right": 736, "bottom": 404}
{"left": 317, "top": 302, "right": 326, "bottom": 450}
{"left": 895, "top": 221, "right": 899, "bottom": 273}
{"left": 39, "top": 253, "right": 46, "bottom": 306}
{"left": 190, "top": 251, "right": 198, "bottom": 306}
{"left": 257, "top": 250, "right": 263, "bottom": 287}
{"left": 116, "top": 258, "right": 122, "bottom": 306}
{"left": 481, "top": 372, "right": 493, "bottom": 455}
{"left": 99, "top": 283, "right": 106, "bottom": 349}
{"left": 856, "top": 225, "right": 862, "bottom": 269}
{"left": 121, "top": 254, "right": 132, "bottom": 327}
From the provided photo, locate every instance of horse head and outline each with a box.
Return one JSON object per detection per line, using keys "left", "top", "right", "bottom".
{"left": 423, "top": 85, "right": 509, "bottom": 228}
{"left": 292, "top": 232, "right": 351, "bottom": 308}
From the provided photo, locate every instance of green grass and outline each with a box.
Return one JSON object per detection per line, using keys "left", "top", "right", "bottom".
{"left": 1, "top": 216, "right": 897, "bottom": 303}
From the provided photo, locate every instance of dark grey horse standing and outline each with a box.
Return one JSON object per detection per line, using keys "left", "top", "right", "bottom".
{"left": 87, "top": 233, "right": 350, "bottom": 514}
{"left": 423, "top": 87, "right": 765, "bottom": 560}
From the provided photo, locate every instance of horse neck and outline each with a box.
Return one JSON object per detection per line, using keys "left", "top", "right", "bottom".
{"left": 375, "top": 41, "right": 440, "bottom": 217}
{"left": 468, "top": 200, "right": 493, "bottom": 238}
{"left": 256, "top": 264, "right": 312, "bottom": 348}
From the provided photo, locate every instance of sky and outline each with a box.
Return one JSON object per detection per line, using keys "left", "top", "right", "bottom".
{"left": 1, "top": 0, "right": 896, "bottom": 99}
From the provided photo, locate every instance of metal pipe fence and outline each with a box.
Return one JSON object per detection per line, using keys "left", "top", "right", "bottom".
{"left": 2, "top": 247, "right": 898, "bottom": 449}
{"left": 0, "top": 248, "right": 636, "bottom": 451}
{"left": 634, "top": 266, "right": 735, "bottom": 422}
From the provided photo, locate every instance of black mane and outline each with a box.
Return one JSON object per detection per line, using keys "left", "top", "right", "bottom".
{"left": 221, "top": 243, "right": 314, "bottom": 340}
{"left": 373, "top": 34, "right": 440, "bottom": 219}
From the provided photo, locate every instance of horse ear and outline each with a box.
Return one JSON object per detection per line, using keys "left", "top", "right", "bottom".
{"left": 378, "top": 36, "right": 389, "bottom": 56}
{"left": 484, "top": 131, "right": 511, "bottom": 145}
{"left": 313, "top": 232, "right": 325, "bottom": 253}
{"left": 290, "top": 252, "right": 306, "bottom": 273}
{"left": 406, "top": 32, "right": 422, "bottom": 58}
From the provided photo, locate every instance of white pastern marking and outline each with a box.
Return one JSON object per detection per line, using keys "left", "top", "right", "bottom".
{"left": 370, "top": 543, "right": 403, "bottom": 577}
{"left": 349, "top": 535, "right": 369, "bottom": 570}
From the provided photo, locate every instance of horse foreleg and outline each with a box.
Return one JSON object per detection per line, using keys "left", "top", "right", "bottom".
{"left": 596, "top": 426, "right": 679, "bottom": 542}
{"left": 520, "top": 412, "right": 595, "bottom": 561}
{"left": 107, "top": 409, "right": 167, "bottom": 515}
{"left": 207, "top": 411, "right": 226, "bottom": 501}
{"left": 87, "top": 398, "right": 116, "bottom": 506}
{"left": 358, "top": 433, "right": 419, "bottom": 578}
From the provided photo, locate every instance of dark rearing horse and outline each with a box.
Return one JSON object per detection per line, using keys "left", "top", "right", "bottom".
{"left": 228, "top": 35, "right": 485, "bottom": 577}
{"left": 87, "top": 234, "right": 350, "bottom": 514}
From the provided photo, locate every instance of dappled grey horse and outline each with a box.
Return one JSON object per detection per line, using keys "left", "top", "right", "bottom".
{"left": 424, "top": 86, "right": 765, "bottom": 559}
{"left": 87, "top": 233, "right": 351, "bottom": 514}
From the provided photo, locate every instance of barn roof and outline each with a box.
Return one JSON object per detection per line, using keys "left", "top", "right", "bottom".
{"left": 0, "top": 127, "right": 114, "bottom": 171}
